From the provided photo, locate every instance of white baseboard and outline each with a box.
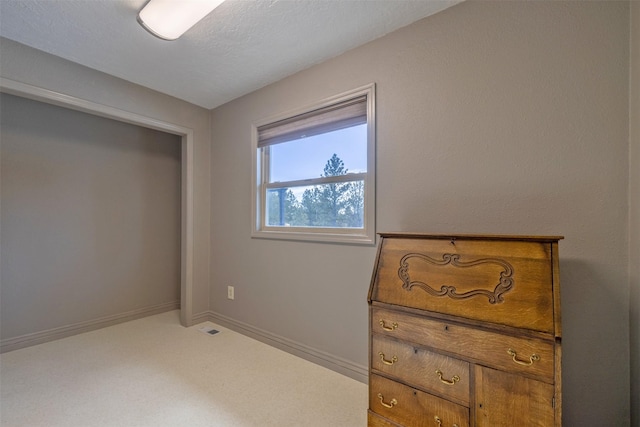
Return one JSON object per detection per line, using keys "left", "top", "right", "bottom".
{"left": 191, "top": 310, "right": 212, "bottom": 325}
{"left": 193, "top": 310, "right": 368, "bottom": 384}
{"left": 2, "top": 305, "right": 368, "bottom": 385}
{"left": 1, "top": 301, "right": 180, "bottom": 354}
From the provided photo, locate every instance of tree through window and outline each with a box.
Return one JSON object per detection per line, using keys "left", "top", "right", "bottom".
{"left": 267, "top": 153, "right": 364, "bottom": 228}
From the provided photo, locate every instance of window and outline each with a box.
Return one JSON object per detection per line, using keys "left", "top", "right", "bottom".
{"left": 252, "top": 84, "right": 375, "bottom": 244}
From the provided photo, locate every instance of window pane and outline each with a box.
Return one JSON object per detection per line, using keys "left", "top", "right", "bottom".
{"left": 269, "top": 124, "right": 367, "bottom": 183}
{"left": 266, "top": 181, "right": 365, "bottom": 229}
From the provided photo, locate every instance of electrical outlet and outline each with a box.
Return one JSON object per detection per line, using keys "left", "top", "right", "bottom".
{"left": 227, "top": 285, "right": 234, "bottom": 300}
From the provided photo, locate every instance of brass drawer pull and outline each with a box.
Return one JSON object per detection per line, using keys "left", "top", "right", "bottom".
{"left": 434, "top": 416, "right": 459, "bottom": 427}
{"left": 435, "top": 369, "right": 460, "bottom": 385}
{"left": 377, "top": 393, "right": 398, "bottom": 409}
{"left": 378, "top": 352, "right": 398, "bottom": 365}
{"left": 507, "top": 348, "right": 540, "bottom": 366}
{"left": 379, "top": 319, "right": 398, "bottom": 331}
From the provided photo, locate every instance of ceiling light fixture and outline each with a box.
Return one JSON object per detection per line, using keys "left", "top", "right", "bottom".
{"left": 137, "top": 0, "right": 225, "bottom": 41}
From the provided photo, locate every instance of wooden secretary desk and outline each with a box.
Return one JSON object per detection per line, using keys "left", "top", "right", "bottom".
{"left": 367, "top": 233, "right": 563, "bottom": 427}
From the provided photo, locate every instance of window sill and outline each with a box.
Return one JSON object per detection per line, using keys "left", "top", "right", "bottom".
{"left": 251, "top": 228, "right": 376, "bottom": 245}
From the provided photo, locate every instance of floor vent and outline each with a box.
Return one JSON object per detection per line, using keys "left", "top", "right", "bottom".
{"left": 198, "top": 326, "right": 220, "bottom": 336}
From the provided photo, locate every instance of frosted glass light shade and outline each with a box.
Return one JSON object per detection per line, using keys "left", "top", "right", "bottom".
{"left": 137, "top": 0, "right": 225, "bottom": 41}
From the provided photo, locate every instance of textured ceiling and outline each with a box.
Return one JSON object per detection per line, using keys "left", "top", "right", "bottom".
{"left": 0, "top": 0, "right": 461, "bottom": 109}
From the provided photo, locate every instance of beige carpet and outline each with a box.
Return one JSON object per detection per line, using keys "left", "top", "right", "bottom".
{"left": 0, "top": 310, "right": 367, "bottom": 426}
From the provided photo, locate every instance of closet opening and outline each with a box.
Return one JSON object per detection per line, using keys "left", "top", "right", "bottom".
{"left": 0, "top": 79, "right": 195, "bottom": 350}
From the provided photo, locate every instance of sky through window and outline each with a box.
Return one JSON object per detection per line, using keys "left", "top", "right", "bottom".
{"left": 269, "top": 124, "right": 367, "bottom": 183}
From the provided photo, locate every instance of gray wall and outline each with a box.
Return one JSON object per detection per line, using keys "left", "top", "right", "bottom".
{"left": 630, "top": 3, "right": 639, "bottom": 426}
{"left": 1, "top": 93, "right": 181, "bottom": 339}
{"left": 209, "top": 1, "right": 633, "bottom": 425}
{"left": 0, "top": 37, "right": 212, "bottom": 320}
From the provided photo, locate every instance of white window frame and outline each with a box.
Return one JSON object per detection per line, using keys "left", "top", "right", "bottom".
{"left": 251, "top": 84, "right": 376, "bottom": 245}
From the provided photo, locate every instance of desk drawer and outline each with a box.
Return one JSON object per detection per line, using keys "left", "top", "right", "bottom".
{"left": 372, "top": 334, "right": 470, "bottom": 404}
{"left": 372, "top": 306, "right": 554, "bottom": 381}
{"left": 370, "top": 374, "right": 469, "bottom": 427}
{"left": 367, "top": 411, "right": 402, "bottom": 426}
